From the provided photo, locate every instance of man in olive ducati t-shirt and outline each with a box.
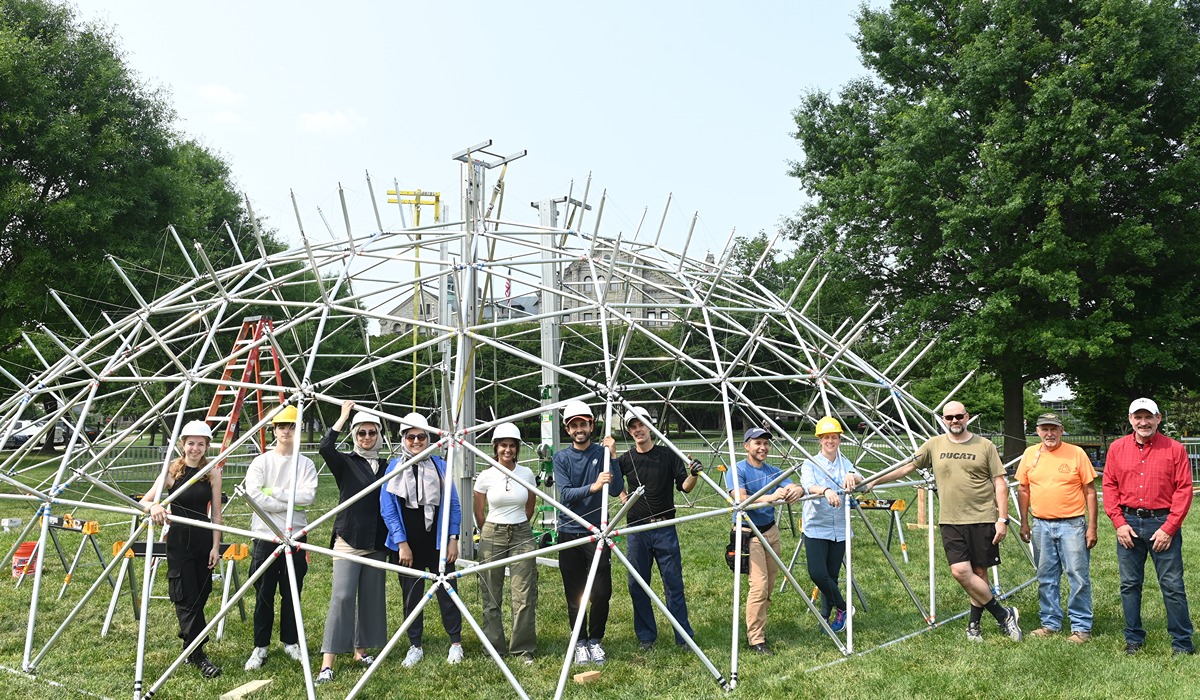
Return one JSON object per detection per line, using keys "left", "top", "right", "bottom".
{"left": 873, "top": 401, "right": 1024, "bottom": 643}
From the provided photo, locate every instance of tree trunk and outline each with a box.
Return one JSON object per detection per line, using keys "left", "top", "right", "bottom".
{"left": 1001, "top": 367, "right": 1027, "bottom": 466}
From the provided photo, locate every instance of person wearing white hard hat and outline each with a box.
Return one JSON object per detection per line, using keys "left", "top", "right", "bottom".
{"left": 1103, "top": 397, "right": 1194, "bottom": 656}
{"left": 381, "top": 412, "right": 465, "bottom": 667}
{"left": 140, "top": 420, "right": 223, "bottom": 678}
{"left": 243, "top": 404, "right": 319, "bottom": 671}
{"left": 314, "top": 400, "right": 391, "bottom": 685}
{"left": 473, "top": 422, "right": 538, "bottom": 663}
{"left": 553, "top": 400, "right": 622, "bottom": 666}
{"left": 800, "top": 416, "right": 862, "bottom": 634}
{"left": 617, "top": 406, "right": 699, "bottom": 650}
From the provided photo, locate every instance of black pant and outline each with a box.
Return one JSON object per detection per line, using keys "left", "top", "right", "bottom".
{"left": 804, "top": 535, "right": 848, "bottom": 614}
{"left": 557, "top": 531, "right": 612, "bottom": 642}
{"left": 399, "top": 506, "right": 462, "bottom": 646}
{"left": 250, "top": 537, "right": 308, "bottom": 647}
{"left": 167, "top": 523, "right": 213, "bottom": 652}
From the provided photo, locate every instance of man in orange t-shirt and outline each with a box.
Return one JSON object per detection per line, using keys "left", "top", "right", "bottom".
{"left": 1016, "top": 412, "right": 1098, "bottom": 643}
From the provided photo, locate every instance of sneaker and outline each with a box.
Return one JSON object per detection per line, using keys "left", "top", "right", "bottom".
{"left": 283, "top": 643, "right": 303, "bottom": 661}
{"left": 315, "top": 667, "right": 334, "bottom": 684}
{"left": 638, "top": 640, "right": 655, "bottom": 651}
{"left": 587, "top": 640, "right": 607, "bottom": 665}
{"left": 830, "top": 608, "right": 848, "bottom": 633}
{"left": 1030, "top": 627, "right": 1057, "bottom": 638}
{"left": 402, "top": 645, "right": 424, "bottom": 668}
{"left": 447, "top": 644, "right": 464, "bottom": 665}
{"left": 192, "top": 652, "right": 221, "bottom": 679}
{"left": 356, "top": 655, "right": 375, "bottom": 667}
{"left": 999, "top": 606, "right": 1023, "bottom": 642}
{"left": 748, "top": 642, "right": 773, "bottom": 656}
{"left": 1067, "top": 632, "right": 1091, "bottom": 645}
{"left": 244, "top": 646, "right": 268, "bottom": 671}
{"left": 1173, "top": 647, "right": 1195, "bottom": 656}
{"left": 573, "top": 642, "right": 591, "bottom": 665}
{"left": 966, "top": 621, "right": 983, "bottom": 642}
{"left": 1125, "top": 642, "right": 1143, "bottom": 656}
{"left": 515, "top": 653, "right": 535, "bottom": 666}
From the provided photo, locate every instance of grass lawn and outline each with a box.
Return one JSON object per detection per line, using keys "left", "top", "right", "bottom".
{"left": 2, "top": 450, "right": 1200, "bottom": 699}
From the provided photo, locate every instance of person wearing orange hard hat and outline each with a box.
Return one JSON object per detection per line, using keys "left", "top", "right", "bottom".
{"left": 800, "top": 416, "right": 862, "bottom": 634}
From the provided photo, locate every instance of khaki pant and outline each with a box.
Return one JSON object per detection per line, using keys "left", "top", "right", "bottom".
{"left": 745, "top": 524, "right": 781, "bottom": 645}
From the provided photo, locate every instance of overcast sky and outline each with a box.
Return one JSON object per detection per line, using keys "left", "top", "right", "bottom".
{"left": 69, "top": 1, "right": 874, "bottom": 257}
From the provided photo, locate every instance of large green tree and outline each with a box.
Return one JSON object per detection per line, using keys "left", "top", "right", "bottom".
{"left": 790, "top": 0, "right": 1200, "bottom": 459}
{"left": 0, "top": 0, "right": 271, "bottom": 348}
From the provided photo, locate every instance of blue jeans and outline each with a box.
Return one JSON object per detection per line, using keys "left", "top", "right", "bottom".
{"left": 1116, "top": 512, "right": 1194, "bottom": 651}
{"left": 626, "top": 525, "right": 694, "bottom": 644}
{"left": 1031, "top": 516, "right": 1092, "bottom": 632}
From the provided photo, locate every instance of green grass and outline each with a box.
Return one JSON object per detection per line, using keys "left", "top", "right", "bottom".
{"left": 2, "top": 460, "right": 1200, "bottom": 700}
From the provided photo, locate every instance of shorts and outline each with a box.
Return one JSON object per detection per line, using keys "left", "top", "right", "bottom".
{"left": 940, "top": 523, "right": 1001, "bottom": 569}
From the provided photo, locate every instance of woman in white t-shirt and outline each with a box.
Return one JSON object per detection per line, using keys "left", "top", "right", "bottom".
{"left": 473, "top": 422, "right": 538, "bottom": 663}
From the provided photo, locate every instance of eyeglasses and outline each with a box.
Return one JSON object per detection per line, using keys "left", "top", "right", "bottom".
{"left": 404, "top": 433, "right": 429, "bottom": 442}
{"left": 942, "top": 413, "right": 966, "bottom": 421}
{"left": 356, "top": 430, "right": 378, "bottom": 438}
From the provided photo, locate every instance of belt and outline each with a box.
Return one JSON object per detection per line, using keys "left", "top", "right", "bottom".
{"left": 1121, "top": 505, "right": 1170, "bottom": 518}
{"left": 647, "top": 516, "right": 670, "bottom": 523}
{"left": 1033, "top": 515, "right": 1084, "bottom": 522}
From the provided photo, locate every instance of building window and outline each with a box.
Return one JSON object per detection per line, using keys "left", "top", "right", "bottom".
{"left": 646, "top": 311, "right": 656, "bottom": 325}
{"left": 583, "top": 313, "right": 593, "bottom": 322}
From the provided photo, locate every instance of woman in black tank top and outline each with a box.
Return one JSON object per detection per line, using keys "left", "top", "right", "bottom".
{"left": 140, "top": 420, "right": 224, "bottom": 679}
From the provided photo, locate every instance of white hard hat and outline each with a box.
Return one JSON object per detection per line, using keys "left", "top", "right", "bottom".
{"left": 492, "top": 422, "right": 521, "bottom": 442}
{"left": 623, "top": 406, "right": 653, "bottom": 429}
{"left": 350, "top": 411, "right": 379, "bottom": 430}
{"left": 562, "top": 400, "right": 593, "bottom": 424}
{"left": 399, "top": 412, "right": 432, "bottom": 433}
{"left": 180, "top": 420, "right": 213, "bottom": 441}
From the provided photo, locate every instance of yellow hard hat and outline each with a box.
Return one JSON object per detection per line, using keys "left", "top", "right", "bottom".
{"left": 814, "top": 416, "right": 843, "bottom": 437}
{"left": 272, "top": 405, "right": 299, "bottom": 424}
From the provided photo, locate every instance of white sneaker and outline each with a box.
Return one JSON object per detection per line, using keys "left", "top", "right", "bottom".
{"left": 447, "top": 644, "right": 464, "bottom": 664}
{"left": 315, "top": 667, "right": 334, "bottom": 684}
{"left": 573, "top": 642, "right": 590, "bottom": 665}
{"left": 587, "top": 640, "right": 606, "bottom": 665}
{"left": 402, "top": 645, "right": 424, "bottom": 668}
{"left": 244, "top": 646, "right": 268, "bottom": 671}
{"left": 283, "top": 643, "right": 303, "bottom": 661}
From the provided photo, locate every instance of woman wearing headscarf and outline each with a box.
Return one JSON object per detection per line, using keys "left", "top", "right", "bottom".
{"left": 473, "top": 422, "right": 538, "bottom": 664}
{"left": 380, "top": 412, "right": 464, "bottom": 668}
{"left": 315, "top": 400, "right": 391, "bottom": 684}
{"left": 141, "top": 420, "right": 223, "bottom": 679}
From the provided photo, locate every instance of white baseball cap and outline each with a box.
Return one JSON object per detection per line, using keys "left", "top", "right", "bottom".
{"left": 1128, "top": 398, "right": 1160, "bottom": 415}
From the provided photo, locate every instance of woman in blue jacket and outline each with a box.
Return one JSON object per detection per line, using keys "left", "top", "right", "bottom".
{"left": 380, "top": 412, "right": 463, "bottom": 668}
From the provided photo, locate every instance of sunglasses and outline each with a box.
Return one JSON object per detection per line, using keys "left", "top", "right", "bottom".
{"left": 356, "top": 430, "right": 378, "bottom": 438}
{"left": 942, "top": 413, "right": 967, "bottom": 421}
{"left": 404, "top": 433, "right": 429, "bottom": 442}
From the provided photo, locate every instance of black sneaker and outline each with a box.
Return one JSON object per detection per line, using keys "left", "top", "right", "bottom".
{"left": 1125, "top": 642, "right": 1143, "bottom": 656}
{"left": 192, "top": 652, "right": 222, "bottom": 679}
{"left": 748, "top": 642, "right": 773, "bottom": 656}
{"left": 638, "top": 640, "right": 654, "bottom": 651}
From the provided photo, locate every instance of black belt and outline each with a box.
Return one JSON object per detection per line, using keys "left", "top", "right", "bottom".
{"left": 1033, "top": 515, "right": 1084, "bottom": 522}
{"left": 1121, "top": 505, "right": 1170, "bottom": 518}
{"left": 647, "top": 516, "right": 671, "bottom": 523}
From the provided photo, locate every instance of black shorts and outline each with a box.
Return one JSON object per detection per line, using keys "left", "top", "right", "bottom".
{"left": 940, "top": 523, "right": 1001, "bottom": 569}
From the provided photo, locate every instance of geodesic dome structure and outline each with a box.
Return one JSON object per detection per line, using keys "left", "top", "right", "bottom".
{"left": 0, "top": 147, "right": 1024, "bottom": 700}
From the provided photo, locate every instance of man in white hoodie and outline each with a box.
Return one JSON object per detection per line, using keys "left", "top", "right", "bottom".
{"left": 243, "top": 405, "right": 319, "bottom": 670}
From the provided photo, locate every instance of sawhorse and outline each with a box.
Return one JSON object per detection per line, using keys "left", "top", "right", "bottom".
{"left": 101, "top": 539, "right": 249, "bottom": 639}
{"left": 15, "top": 514, "right": 114, "bottom": 599}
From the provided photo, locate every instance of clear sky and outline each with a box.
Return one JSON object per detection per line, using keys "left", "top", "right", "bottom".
{"left": 68, "top": 1, "right": 874, "bottom": 256}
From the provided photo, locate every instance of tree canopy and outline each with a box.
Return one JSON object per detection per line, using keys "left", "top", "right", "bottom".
{"left": 790, "top": 0, "right": 1200, "bottom": 458}
{"left": 0, "top": 0, "right": 275, "bottom": 348}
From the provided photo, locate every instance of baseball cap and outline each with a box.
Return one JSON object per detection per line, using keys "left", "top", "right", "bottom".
{"left": 1035, "top": 413, "right": 1063, "bottom": 428}
{"left": 743, "top": 427, "right": 772, "bottom": 441}
{"left": 1128, "top": 398, "right": 1160, "bottom": 415}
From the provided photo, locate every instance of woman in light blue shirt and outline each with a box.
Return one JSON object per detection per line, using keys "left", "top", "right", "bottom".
{"left": 801, "top": 417, "right": 861, "bottom": 633}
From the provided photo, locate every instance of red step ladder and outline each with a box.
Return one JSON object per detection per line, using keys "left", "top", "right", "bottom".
{"left": 204, "top": 316, "right": 286, "bottom": 468}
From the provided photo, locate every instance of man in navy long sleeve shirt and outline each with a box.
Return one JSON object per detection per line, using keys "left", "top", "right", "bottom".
{"left": 553, "top": 401, "right": 621, "bottom": 666}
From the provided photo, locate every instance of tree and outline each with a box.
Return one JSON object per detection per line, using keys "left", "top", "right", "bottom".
{"left": 789, "top": 0, "right": 1200, "bottom": 460}
{"left": 0, "top": 0, "right": 275, "bottom": 348}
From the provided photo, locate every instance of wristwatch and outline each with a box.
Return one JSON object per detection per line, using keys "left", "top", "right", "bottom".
{"left": 996, "top": 517, "right": 1009, "bottom": 524}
